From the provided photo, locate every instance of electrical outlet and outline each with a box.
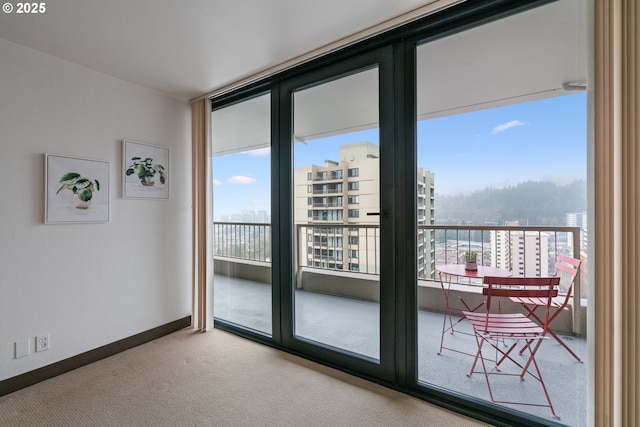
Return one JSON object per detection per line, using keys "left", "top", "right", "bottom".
{"left": 36, "top": 334, "right": 50, "bottom": 352}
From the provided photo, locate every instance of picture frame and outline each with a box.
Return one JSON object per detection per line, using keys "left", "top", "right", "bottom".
{"left": 123, "top": 140, "right": 169, "bottom": 199}
{"left": 45, "top": 154, "right": 110, "bottom": 224}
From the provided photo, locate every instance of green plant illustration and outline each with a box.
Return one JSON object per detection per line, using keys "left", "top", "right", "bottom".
{"left": 56, "top": 172, "right": 100, "bottom": 209}
{"left": 126, "top": 157, "right": 165, "bottom": 186}
{"left": 464, "top": 251, "right": 477, "bottom": 263}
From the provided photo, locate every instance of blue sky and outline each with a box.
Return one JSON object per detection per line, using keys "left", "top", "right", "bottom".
{"left": 212, "top": 93, "right": 586, "bottom": 219}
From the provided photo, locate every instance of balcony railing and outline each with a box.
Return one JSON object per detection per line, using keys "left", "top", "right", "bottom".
{"left": 311, "top": 202, "right": 343, "bottom": 208}
{"left": 214, "top": 222, "right": 584, "bottom": 336}
{"left": 427, "top": 224, "right": 581, "bottom": 275}
{"left": 296, "top": 224, "right": 380, "bottom": 274}
{"left": 213, "top": 222, "right": 271, "bottom": 262}
{"left": 214, "top": 222, "right": 581, "bottom": 273}
{"left": 312, "top": 188, "right": 343, "bottom": 194}
{"left": 213, "top": 221, "right": 583, "bottom": 299}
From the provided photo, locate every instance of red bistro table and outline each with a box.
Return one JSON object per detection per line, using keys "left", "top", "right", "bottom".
{"left": 435, "top": 264, "right": 512, "bottom": 356}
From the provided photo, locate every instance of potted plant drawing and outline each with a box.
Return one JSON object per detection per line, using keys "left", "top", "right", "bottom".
{"left": 464, "top": 251, "right": 478, "bottom": 271}
{"left": 126, "top": 157, "right": 165, "bottom": 187}
{"left": 56, "top": 172, "right": 100, "bottom": 209}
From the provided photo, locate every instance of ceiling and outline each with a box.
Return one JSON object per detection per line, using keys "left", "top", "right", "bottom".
{"left": 1, "top": 0, "right": 587, "bottom": 153}
{"left": 0, "top": 0, "right": 449, "bottom": 101}
{"left": 209, "top": 0, "right": 587, "bottom": 154}
{"left": 0, "top": 1, "right": 586, "bottom": 104}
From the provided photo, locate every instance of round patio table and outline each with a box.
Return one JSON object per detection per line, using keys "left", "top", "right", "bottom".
{"left": 435, "top": 264, "right": 511, "bottom": 356}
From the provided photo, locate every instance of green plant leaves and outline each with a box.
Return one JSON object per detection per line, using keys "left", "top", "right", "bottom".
{"left": 78, "top": 189, "right": 93, "bottom": 201}
{"left": 59, "top": 172, "right": 81, "bottom": 182}
{"left": 127, "top": 157, "right": 166, "bottom": 185}
{"left": 134, "top": 164, "right": 146, "bottom": 178}
{"left": 56, "top": 172, "right": 99, "bottom": 202}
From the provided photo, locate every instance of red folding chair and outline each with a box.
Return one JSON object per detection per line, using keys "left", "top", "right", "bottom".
{"left": 510, "top": 254, "right": 583, "bottom": 362}
{"left": 463, "top": 276, "right": 560, "bottom": 419}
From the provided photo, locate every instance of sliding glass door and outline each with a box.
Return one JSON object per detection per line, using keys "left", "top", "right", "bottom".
{"left": 210, "top": 1, "right": 589, "bottom": 424}
{"left": 280, "top": 48, "right": 395, "bottom": 379}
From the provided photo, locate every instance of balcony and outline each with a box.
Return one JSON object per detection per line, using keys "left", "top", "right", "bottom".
{"left": 213, "top": 222, "right": 587, "bottom": 425}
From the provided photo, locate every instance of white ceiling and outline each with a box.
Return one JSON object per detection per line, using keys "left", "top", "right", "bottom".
{"left": 210, "top": 0, "right": 587, "bottom": 153}
{"left": 0, "top": 0, "right": 447, "bottom": 101}
{"left": 1, "top": 0, "right": 586, "bottom": 153}
{"left": 0, "top": 1, "right": 586, "bottom": 104}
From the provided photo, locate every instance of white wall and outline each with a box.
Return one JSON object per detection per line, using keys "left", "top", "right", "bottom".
{"left": 0, "top": 39, "right": 192, "bottom": 381}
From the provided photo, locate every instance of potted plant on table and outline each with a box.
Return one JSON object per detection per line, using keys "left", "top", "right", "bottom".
{"left": 56, "top": 172, "right": 100, "bottom": 209}
{"left": 464, "top": 251, "right": 478, "bottom": 271}
{"left": 126, "top": 157, "right": 166, "bottom": 187}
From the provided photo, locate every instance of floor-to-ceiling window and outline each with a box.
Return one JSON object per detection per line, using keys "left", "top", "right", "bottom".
{"left": 414, "top": 2, "right": 588, "bottom": 424}
{"left": 209, "top": 1, "right": 589, "bottom": 425}
{"left": 211, "top": 93, "right": 272, "bottom": 335}
{"left": 291, "top": 68, "right": 382, "bottom": 360}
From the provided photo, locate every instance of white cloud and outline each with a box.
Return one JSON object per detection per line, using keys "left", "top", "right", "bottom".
{"left": 213, "top": 178, "right": 222, "bottom": 186}
{"left": 228, "top": 175, "right": 256, "bottom": 184}
{"left": 242, "top": 147, "right": 270, "bottom": 156}
{"left": 491, "top": 120, "right": 526, "bottom": 135}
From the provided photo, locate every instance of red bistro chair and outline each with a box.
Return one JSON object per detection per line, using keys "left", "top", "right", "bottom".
{"left": 510, "top": 254, "right": 583, "bottom": 362}
{"left": 463, "top": 276, "right": 561, "bottom": 419}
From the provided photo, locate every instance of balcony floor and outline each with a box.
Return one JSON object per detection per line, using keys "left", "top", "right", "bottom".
{"left": 214, "top": 274, "right": 587, "bottom": 426}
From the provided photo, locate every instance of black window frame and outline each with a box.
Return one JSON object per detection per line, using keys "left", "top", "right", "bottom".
{"left": 209, "top": 1, "right": 559, "bottom": 426}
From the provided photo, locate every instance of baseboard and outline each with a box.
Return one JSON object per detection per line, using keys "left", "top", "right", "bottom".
{"left": 0, "top": 316, "right": 191, "bottom": 397}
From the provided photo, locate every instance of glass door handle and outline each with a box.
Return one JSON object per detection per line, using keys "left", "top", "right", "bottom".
{"left": 367, "top": 209, "right": 388, "bottom": 218}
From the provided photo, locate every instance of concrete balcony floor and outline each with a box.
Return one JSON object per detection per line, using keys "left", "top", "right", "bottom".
{"left": 214, "top": 274, "right": 587, "bottom": 426}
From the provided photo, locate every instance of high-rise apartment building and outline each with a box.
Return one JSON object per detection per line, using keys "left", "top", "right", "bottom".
{"left": 417, "top": 167, "right": 435, "bottom": 279}
{"left": 566, "top": 211, "right": 588, "bottom": 251}
{"left": 294, "top": 141, "right": 434, "bottom": 275}
{"left": 491, "top": 220, "right": 550, "bottom": 277}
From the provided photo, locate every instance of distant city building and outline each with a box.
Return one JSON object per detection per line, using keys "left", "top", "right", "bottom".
{"left": 220, "top": 210, "right": 270, "bottom": 223}
{"left": 491, "top": 220, "right": 550, "bottom": 277}
{"left": 417, "top": 167, "right": 436, "bottom": 279}
{"left": 566, "top": 211, "right": 587, "bottom": 251}
{"left": 294, "top": 141, "right": 434, "bottom": 274}
{"left": 256, "top": 210, "right": 268, "bottom": 224}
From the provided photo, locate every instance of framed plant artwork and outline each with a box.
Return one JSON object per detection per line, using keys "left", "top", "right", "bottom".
{"left": 123, "top": 140, "right": 169, "bottom": 199}
{"left": 45, "top": 154, "right": 110, "bottom": 224}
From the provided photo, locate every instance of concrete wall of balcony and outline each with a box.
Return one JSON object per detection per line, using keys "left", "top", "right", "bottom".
{"left": 214, "top": 257, "right": 271, "bottom": 284}
{"left": 213, "top": 258, "right": 585, "bottom": 336}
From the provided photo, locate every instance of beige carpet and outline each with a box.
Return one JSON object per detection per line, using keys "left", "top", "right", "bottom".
{"left": 0, "top": 328, "right": 488, "bottom": 426}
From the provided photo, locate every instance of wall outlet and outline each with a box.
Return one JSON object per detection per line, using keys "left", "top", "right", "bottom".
{"left": 36, "top": 334, "right": 50, "bottom": 352}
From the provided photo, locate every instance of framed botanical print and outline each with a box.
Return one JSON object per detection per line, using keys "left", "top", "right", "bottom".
{"left": 123, "top": 140, "right": 169, "bottom": 199}
{"left": 45, "top": 154, "right": 110, "bottom": 224}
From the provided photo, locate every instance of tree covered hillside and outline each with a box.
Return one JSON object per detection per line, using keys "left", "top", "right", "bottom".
{"left": 434, "top": 180, "right": 586, "bottom": 226}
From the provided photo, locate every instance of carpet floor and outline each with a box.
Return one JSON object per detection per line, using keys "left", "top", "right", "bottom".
{"left": 0, "top": 328, "right": 489, "bottom": 426}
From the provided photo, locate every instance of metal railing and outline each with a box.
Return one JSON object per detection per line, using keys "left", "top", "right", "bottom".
{"left": 312, "top": 188, "right": 342, "bottom": 194}
{"left": 213, "top": 221, "right": 584, "bottom": 335}
{"left": 214, "top": 221, "right": 582, "bottom": 284}
{"left": 425, "top": 224, "right": 581, "bottom": 278}
{"left": 295, "top": 224, "right": 380, "bottom": 274}
{"left": 213, "top": 222, "right": 271, "bottom": 262}
{"left": 213, "top": 222, "right": 581, "bottom": 275}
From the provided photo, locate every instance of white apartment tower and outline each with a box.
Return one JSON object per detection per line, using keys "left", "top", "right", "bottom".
{"left": 491, "top": 220, "right": 550, "bottom": 277}
{"left": 294, "top": 141, "right": 434, "bottom": 275}
{"left": 566, "top": 211, "right": 588, "bottom": 251}
{"left": 417, "top": 167, "right": 436, "bottom": 279}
